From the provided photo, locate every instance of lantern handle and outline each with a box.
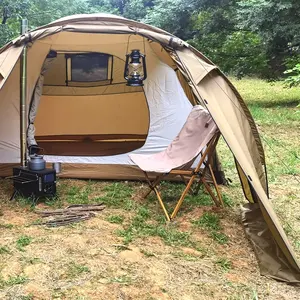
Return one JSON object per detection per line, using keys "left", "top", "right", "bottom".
{"left": 141, "top": 54, "right": 147, "bottom": 81}
{"left": 124, "top": 53, "right": 130, "bottom": 81}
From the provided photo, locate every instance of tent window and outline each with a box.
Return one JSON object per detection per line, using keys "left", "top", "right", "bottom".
{"left": 66, "top": 53, "right": 113, "bottom": 85}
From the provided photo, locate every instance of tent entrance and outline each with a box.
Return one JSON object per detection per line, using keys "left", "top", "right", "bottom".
{"left": 29, "top": 51, "right": 150, "bottom": 156}
{"left": 34, "top": 92, "right": 150, "bottom": 156}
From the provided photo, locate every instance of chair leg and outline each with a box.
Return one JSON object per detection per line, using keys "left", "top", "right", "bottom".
{"left": 192, "top": 178, "right": 202, "bottom": 196}
{"left": 170, "top": 174, "right": 197, "bottom": 219}
{"left": 201, "top": 178, "right": 220, "bottom": 207}
{"left": 208, "top": 164, "right": 224, "bottom": 207}
{"left": 143, "top": 172, "right": 170, "bottom": 221}
{"left": 143, "top": 173, "right": 163, "bottom": 199}
{"left": 153, "top": 187, "right": 171, "bottom": 221}
{"left": 180, "top": 175, "right": 195, "bottom": 195}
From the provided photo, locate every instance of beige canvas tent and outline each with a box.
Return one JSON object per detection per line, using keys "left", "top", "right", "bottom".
{"left": 0, "top": 14, "right": 299, "bottom": 282}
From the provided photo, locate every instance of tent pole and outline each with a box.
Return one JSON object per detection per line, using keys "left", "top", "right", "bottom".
{"left": 20, "top": 19, "right": 28, "bottom": 167}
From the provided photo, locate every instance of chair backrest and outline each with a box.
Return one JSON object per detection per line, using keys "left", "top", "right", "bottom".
{"left": 130, "top": 105, "right": 218, "bottom": 173}
{"left": 164, "top": 105, "right": 218, "bottom": 167}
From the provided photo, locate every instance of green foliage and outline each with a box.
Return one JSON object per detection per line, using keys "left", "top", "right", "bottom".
{"left": 221, "top": 31, "right": 268, "bottom": 77}
{"left": 284, "top": 64, "right": 300, "bottom": 87}
{"left": 144, "top": 0, "right": 195, "bottom": 39}
{"left": 1, "top": 0, "right": 300, "bottom": 77}
{"left": 237, "top": 0, "right": 300, "bottom": 77}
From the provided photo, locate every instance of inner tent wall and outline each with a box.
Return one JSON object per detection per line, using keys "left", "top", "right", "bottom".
{"left": 35, "top": 53, "right": 150, "bottom": 156}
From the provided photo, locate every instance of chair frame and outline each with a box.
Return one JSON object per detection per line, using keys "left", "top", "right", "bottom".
{"left": 142, "top": 131, "right": 224, "bottom": 221}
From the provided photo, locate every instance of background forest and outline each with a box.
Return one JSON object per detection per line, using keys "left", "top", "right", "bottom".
{"left": 0, "top": 0, "right": 300, "bottom": 79}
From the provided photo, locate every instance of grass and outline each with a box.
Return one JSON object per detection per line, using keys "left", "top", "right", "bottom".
{"left": 106, "top": 214, "right": 125, "bottom": 224}
{"left": 116, "top": 205, "right": 193, "bottom": 247}
{"left": 0, "top": 246, "right": 10, "bottom": 254}
{"left": 19, "top": 295, "right": 34, "bottom": 300}
{"left": 140, "top": 249, "right": 156, "bottom": 257}
{"left": 192, "top": 212, "right": 230, "bottom": 244}
{"left": 0, "top": 223, "right": 14, "bottom": 229}
{"left": 210, "top": 231, "right": 229, "bottom": 245}
{"left": 216, "top": 257, "right": 232, "bottom": 272}
{"left": 110, "top": 275, "right": 134, "bottom": 285}
{"left": 66, "top": 184, "right": 94, "bottom": 205}
{"left": 0, "top": 275, "right": 29, "bottom": 288}
{"left": 231, "top": 78, "right": 300, "bottom": 181}
{"left": 193, "top": 212, "right": 221, "bottom": 231}
{"left": 16, "top": 235, "right": 33, "bottom": 251}
{"left": 66, "top": 262, "right": 90, "bottom": 278}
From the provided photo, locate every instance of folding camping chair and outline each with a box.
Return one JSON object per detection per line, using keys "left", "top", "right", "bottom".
{"left": 130, "top": 105, "right": 224, "bottom": 221}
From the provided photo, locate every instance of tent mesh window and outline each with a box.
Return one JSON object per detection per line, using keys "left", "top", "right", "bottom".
{"left": 66, "top": 53, "right": 113, "bottom": 86}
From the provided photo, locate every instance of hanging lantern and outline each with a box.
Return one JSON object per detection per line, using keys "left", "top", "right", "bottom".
{"left": 124, "top": 49, "right": 147, "bottom": 87}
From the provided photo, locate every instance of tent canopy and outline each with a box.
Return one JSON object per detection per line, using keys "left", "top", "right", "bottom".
{"left": 0, "top": 13, "right": 299, "bottom": 282}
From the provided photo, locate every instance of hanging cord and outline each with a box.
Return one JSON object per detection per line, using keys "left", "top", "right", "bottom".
{"left": 194, "top": 57, "right": 300, "bottom": 185}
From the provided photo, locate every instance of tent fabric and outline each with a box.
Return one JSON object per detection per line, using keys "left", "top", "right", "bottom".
{"left": 0, "top": 45, "right": 24, "bottom": 89}
{"left": 42, "top": 57, "right": 193, "bottom": 164}
{"left": 0, "top": 13, "right": 299, "bottom": 282}
{"left": 27, "top": 55, "right": 56, "bottom": 147}
{"left": 130, "top": 105, "right": 216, "bottom": 173}
{"left": 242, "top": 203, "right": 300, "bottom": 282}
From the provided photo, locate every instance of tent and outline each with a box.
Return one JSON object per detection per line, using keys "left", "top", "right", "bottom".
{"left": 0, "top": 14, "right": 299, "bottom": 282}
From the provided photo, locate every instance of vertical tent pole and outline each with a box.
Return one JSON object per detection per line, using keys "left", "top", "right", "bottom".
{"left": 20, "top": 19, "right": 28, "bottom": 167}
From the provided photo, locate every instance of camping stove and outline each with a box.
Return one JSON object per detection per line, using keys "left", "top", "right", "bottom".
{"left": 10, "top": 167, "right": 56, "bottom": 200}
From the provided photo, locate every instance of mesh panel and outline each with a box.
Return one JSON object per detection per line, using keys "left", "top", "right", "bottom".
{"left": 70, "top": 53, "right": 110, "bottom": 82}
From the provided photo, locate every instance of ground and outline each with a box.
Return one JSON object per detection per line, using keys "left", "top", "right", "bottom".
{"left": 0, "top": 78, "right": 299, "bottom": 299}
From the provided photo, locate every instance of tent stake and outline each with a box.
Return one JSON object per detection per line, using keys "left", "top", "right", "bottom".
{"left": 20, "top": 19, "right": 28, "bottom": 167}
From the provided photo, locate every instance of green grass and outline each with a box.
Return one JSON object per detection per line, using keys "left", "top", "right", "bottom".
{"left": 172, "top": 251, "right": 200, "bottom": 261}
{"left": 216, "top": 257, "right": 232, "bottom": 272}
{"left": 0, "top": 246, "right": 10, "bottom": 254}
{"left": 231, "top": 78, "right": 300, "bottom": 181}
{"left": 0, "top": 275, "right": 29, "bottom": 288}
{"left": 116, "top": 205, "right": 193, "bottom": 247}
{"left": 16, "top": 235, "right": 32, "bottom": 251}
{"left": 192, "top": 212, "right": 221, "bottom": 231}
{"left": 109, "top": 275, "right": 134, "bottom": 285}
{"left": 210, "top": 231, "right": 229, "bottom": 245}
{"left": 66, "top": 262, "right": 90, "bottom": 278}
{"left": 140, "top": 249, "right": 156, "bottom": 257}
{"left": 66, "top": 184, "right": 93, "bottom": 205}
{"left": 106, "top": 214, "right": 125, "bottom": 224}
{"left": 0, "top": 223, "right": 14, "bottom": 229}
{"left": 19, "top": 295, "right": 34, "bottom": 300}
{"left": 192, "top": 212, "right": 229, "bottom": 244}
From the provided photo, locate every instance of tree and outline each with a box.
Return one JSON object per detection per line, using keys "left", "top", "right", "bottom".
{"left": 237, "top": 0, "right": 300, "bottom": 76}
{"left": 143, "top": 0, "right": 196, "bottom": 39}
